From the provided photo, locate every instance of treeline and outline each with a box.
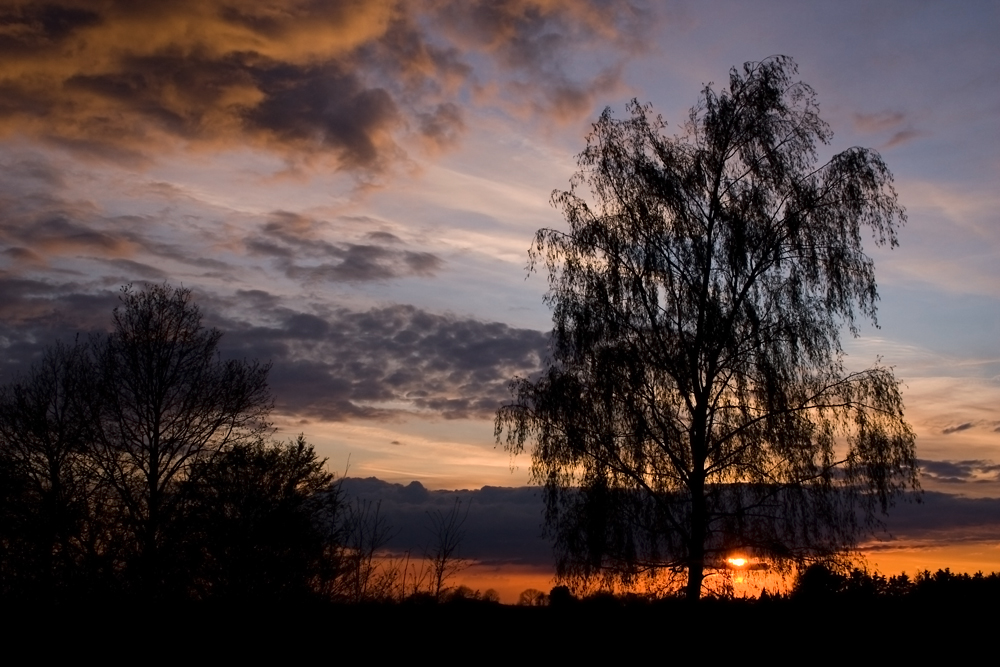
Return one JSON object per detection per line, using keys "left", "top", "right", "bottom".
{"left": 0, "top": 284, "right": 469, "bottom": 605}
{"left": 788, "top": 564, "right": 1000, "bottom": 603}
{"left": 517, "top": 566, "right": 1000, "bottom": 608}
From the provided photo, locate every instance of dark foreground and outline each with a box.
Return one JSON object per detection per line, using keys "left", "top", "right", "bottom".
{"left": 1, "top": 592, "right": 993, "bottom": 660}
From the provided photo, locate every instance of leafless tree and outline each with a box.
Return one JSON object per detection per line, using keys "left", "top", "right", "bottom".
{"left": 426, "top": 497, "right": 470, "bottom": 601}
{"left": 517, "top": 588, "right": 548, "bottom": 606}
{"left": 0, "top": 341, "right": 96, "bottom": 595}
{"left": 335, "top": 497, "right": 396, "bottom": 602}
{"left": 89, "top": 284, "right": 272, "bottom": 591}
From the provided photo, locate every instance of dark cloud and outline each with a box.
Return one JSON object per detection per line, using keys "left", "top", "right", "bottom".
{"left": 942, "top": 422, "right": 974, "bottom": 434}
{"left": 0, "top": 276, "right": 120, "bottom": 379}
{"left": 247, "top": 212, "right": 444, "bottom": 283}
{"left": 416, "top": 102, "right": 465, "bottom": 152}
{"left": 0, "top": 254, "right": 548, "bottom": 420}
{"left": 283, "top": 246, "right": 442, "bottom": 282}
{"left": 213, "top": 301, "right": 549, "bottom": 420}
{"left": 432, "top": 0, "right": 646, "bottom": 121}
{"left": 246, "top": 61, "right": 401, "bottom": 170}
{"left": 1, "top": 213, "right": 132, "bottom": 256}
{"left": 873, "top": 491, "right": 1000, "bottom": 543}
{"left": 0, "top": 278, "right": 547, "bottom": 421}
{"left": 339, "top": 477, "right": 550, "bottom": 566}
{"left": 0, "top": 0, "right": 654, "bottom": 173}
{"left": 338, "top": 479, "right": 1000, "bottom": 568}
{"left": 919, "top": 459, "right": 1000, "bottom": 484}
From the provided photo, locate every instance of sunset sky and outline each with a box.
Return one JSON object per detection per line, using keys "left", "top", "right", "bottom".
{"left": 1, "top": 0, "right": 998, "bottom": 591}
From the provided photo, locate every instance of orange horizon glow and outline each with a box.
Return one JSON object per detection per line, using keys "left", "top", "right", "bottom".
{"left": 448, "top": 542, "right": 1000, "bottom": 602}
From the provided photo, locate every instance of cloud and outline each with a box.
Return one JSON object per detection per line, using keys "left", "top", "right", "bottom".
{"left": 2, "top": 247, "right": 44, "bottom": 265}
{"left": 0, "top": 0, "right": 654, "bottom": 173}
{"left": 246, "top": 211, "right": 444, "bottom": 282}
{"left": 942, "top": 422, "right": 974, "bottom": 435}
{"left": 871, "top": 491, "right": 1000, "bottom": 547}
{"left": 0, "top": 276, "right": 549, "bottom": 421}
{"left": 883, "top": 129, "right": 922, "bottom": 149}
{"left": 0, "top": 161, "right": 239, "bottom": 275}
{"left": 918, "top": 459, "right": 1000, "bottom": 484}
{"left": 0, "top": 276, "right": 122, "bottom": 380}
{"left": 214, "top": 300, "right": 549, "bottom": 421}
{"left": 92, "top": 257, "right": 169, "bottom": 281}
{"left": 0, "top": 211, "right": 134, "bottom": 258}
{"left": 853, "top": 111, "right": 906, "bottom": 133}
{"left": 338, "top": 477, "right": 550, "bottom": 566}
{"left": 851, "top": 111, "right": 922, "bottom": 150}
{"left": 0, "top": 165, "right": 441, "bottom": 285}
{"left": 337, "top": 480, "right": 1000, "bottom": 569}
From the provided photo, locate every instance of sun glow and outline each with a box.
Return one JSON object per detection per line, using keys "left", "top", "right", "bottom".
{"left": 727, "top": 557, "right": 747, "bottom": 568}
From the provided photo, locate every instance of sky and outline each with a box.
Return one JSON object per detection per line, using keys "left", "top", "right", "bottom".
{"left": 1, "top": 0, "right": 998, "bottom": 592}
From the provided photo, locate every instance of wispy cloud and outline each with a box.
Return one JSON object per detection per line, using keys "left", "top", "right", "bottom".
{"left": 852, "top": 110, "right": 922, "bottom": 149}
{"left": 853, "top": 111, "right": 906, "bottom": 133}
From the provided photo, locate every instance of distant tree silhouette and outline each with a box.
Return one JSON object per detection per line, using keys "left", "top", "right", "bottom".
{"left": 517, "top": 588, "right": 548, "bottom": 606}
{"left": 548, "top": 585, "right": 576, "bottom": 607}
{"left": 792, "top": 563, "right": 846, "bottom": 601}
{"left": 496, "top": 56, "right": 918, "bottom": 601}
{"left": 87, "top": 284, "right": 272, "bottom": 594}
{"left": 337, "top": 497, "right": 396, "bottom": 602}
{"left": 426, "top": 497, "right": 470, "bottom": 601}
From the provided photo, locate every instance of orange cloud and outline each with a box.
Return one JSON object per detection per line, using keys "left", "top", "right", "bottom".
{"left": 0, "top": 0, "right": 651, "bottom": 172}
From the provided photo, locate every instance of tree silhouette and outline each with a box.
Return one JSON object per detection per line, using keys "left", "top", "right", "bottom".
{"left": 337, "top": 497, "right": 396, "bottom": 602}
{"left": 517, "top": 588, "right": 548, "bottom": 606}
{"left": 179, "top": 435, "right": 338, "bottom": 601}
{"left": 426, "top": 497, "right": 470, "bottom": 601}
{"left": 0, "top": 341, "right": 97, "bottom": 599}
{"left": 88, "top": 284, "right": 272, "bottom": 594}
{"left": 496, "top": 57, "right": 918, "bottom": 600}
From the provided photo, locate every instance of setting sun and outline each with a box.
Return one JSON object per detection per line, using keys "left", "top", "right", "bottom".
{"left": 727, "top": 558, "right": 747, "bottom": 568}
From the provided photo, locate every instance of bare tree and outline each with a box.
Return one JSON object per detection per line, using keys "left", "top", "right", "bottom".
{"left": 336, "top": 498, "right": 396, "bottom": 602}
{"left": 89, "top": 284, "right": 272, "bottom": 591}
{"left": 0, "top": 341, "right": 95, "bottom": 596}
{"left": 517, "top": 588, "right": 548, "bottom": 606}
{"left": 425, "top": 497, "right": 470, "bottom": 601}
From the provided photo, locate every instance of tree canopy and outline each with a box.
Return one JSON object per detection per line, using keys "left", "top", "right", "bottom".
{"left": 496, "top": 56, "right": 918, "bottom": 600}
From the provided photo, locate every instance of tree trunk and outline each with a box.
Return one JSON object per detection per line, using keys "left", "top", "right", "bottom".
{"left": 686, "top": 401, "right": 709, "bottom": 601}
{"left": 686, "top": 467, "right": 707, "bottom": 601}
